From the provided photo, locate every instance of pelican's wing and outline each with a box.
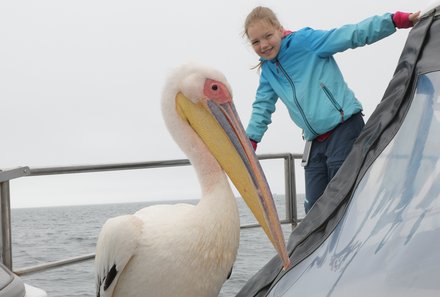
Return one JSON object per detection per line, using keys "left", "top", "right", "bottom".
{"left": 95, "top": 215, "right": 143, "bottom": 297}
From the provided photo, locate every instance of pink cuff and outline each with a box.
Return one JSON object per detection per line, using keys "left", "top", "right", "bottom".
{"left": 250, "top": 139, "right": 258, "bottom": 151}
{"left": 393, "top": 11, "right": 413, "bottom": 29}
{"left": 282, "top": 30, "right": 293, "bottom": 37}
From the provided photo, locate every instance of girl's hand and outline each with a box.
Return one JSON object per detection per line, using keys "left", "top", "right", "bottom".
{"left": 409, "top": 11, "right": 421, "bottom": 25}
{"left": 393, "top": 11, "right": 421, "bottom": 29}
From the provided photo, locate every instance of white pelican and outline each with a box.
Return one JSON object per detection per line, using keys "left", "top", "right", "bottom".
{"left": 95, "top": 63, "right": 290, "bottom": 297}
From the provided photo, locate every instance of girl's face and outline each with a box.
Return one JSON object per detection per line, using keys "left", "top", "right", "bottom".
{"left": 247, "top": 20, "right": 283, "bottom": 61}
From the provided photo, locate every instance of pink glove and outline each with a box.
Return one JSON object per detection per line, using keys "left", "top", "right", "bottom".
{"left": 250, "top": 139, "right": 258, "bottom": 151}
{"left": 393, "top": 11, "right": 413, "bottom": 29}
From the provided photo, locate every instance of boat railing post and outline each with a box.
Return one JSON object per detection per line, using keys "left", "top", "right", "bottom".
{"left": 284, "top": 154, "right": 298, "bottom": 229}
{"left": 0, "top": 176, "right": 2, "bottom": 265}
{"left": 0, "top": 179, "right": 13, "bottom": 269}
{"left": 0, "top": 167, "right": 31, "bottom": 270}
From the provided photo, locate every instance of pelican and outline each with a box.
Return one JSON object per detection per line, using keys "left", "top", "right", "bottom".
{"left": 95, "top": 63, "right": 290, "bottom": 297}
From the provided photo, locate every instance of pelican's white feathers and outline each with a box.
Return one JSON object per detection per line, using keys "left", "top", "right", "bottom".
{"left": 95, "top": 63, "right": 288, "bottom": 297}
{"left": 95, "top": 64, "right": 241, "bottom": 297}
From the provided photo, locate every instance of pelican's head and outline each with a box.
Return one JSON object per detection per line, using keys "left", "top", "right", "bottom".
{"left": 162, "top": 63, "right": 290, "bottom": 269}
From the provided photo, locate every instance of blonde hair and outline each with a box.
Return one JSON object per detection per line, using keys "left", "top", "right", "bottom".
{"left": 243, "top": 6, "right": 282, "bottom": 38}
{"left": 244, "top": 6, "right": 282, "bottom": 70}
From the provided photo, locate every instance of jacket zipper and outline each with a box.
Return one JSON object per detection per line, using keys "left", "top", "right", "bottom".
{"left": 320, "top": 83, "right": 345, "bottom": 123}
{"left": 275, "top": 59, "right": 318, "bottom": 136}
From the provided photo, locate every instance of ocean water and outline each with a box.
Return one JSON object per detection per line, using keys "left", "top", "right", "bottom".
{"left": 11, "top": 195, "right": 304, "bottom": 297}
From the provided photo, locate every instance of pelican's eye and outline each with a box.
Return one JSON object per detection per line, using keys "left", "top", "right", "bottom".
{"left": 203, "top": 79, "right": 232, "bottom": 103}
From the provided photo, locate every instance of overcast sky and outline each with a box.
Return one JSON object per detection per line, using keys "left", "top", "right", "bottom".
{"left": 0, "top": 0, "right": 423, "bottom": 208}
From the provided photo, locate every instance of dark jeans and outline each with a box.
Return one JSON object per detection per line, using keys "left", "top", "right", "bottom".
{"left": 304, "top": 113, "right": 365, "bottom": 213}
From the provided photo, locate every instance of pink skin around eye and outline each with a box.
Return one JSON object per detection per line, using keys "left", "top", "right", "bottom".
{"left": 203, "top": 79, "right": 232, "bottom": 104}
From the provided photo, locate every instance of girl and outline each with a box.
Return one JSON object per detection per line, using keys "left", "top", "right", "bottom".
{"left": 244, "top": 6, "right": 420, "bottom": 213}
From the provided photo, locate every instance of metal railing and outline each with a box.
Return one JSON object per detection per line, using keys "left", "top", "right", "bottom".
{"left": 0, "top": 153, "right": 302, "bottom": 276}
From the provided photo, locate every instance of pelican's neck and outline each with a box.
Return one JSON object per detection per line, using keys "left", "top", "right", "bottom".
{"left": 189, "top": 144, "right": 227, "bottom": 199}
{"left": 190, "top": 144, "right": 240, "bottom": 256}
{"left": 191, "top": 151, "right": 240, "bottom": 240}
{"left": 183, "top": 139, "right": 237, "bottom": 222}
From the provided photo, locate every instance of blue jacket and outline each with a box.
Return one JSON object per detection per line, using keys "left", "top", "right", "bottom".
{"left": 246, "top": 13, "right": 396, "bottom": 141}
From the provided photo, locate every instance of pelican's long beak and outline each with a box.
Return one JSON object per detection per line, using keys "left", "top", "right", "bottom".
{"left": 175, "top": 86, "right": 291, "bottom": 270}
